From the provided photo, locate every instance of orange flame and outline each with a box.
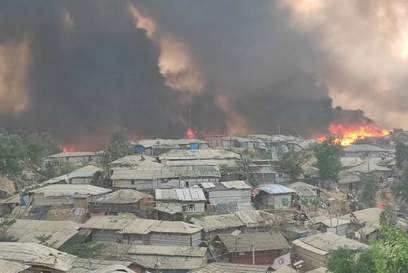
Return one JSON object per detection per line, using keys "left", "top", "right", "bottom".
{"left": 317, "top": 122, "right": 390, "bottom": 146}
{"left": 185, "top": 128, "right": 196, "bottom": 139}
{"left": 62, "top": 145, "right": 77, "bottom": 152}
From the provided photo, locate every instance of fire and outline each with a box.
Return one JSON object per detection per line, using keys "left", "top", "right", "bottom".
{"left": 62, "top": 145, "right": 77, "bottom": 152}
{"left": 317, "top": 123, "right": 390, "bottom": 146}
{"left": 185, "top": 128, "right": 196, "bottom": 139}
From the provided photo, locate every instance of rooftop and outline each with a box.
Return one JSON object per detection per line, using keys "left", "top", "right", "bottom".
{"left": 80, "top": 214, "right": 136, "bottom": 231}
{"left": 30, "top": 184, "right": 111, "bottom": 197}
{"left": 160, "top": 149, "right": 240, "bottom": 161}
{"left": 89, "top": 189, "right": 151, "bottom": 204}
{"left": 68, "top": 165, "right": 102, "bottom": 178}
{"left": 0, "top": 259, "right": 29, "bottom": 273}
{"left": 137, "top": 138, "right": 208, "bottom": 147}
{"left": 155, "top": 188, "right": 206, "bottom": 202}
{"left": 192, "top": 263, "right": 272, "bottom": 273}
{"left": 127, "top": 245, "right": 207, "bottom": 257}
{"left": 344, "top": 144, "right": 390, "bottom": 153}
{"left": 82, "top": 215, "right": 203, "bottom": 235}
{"left": 48, "top": 151, "right": 99, "bottom": 158}
{"left": 217, "top": 232, "right": 289, "bottom": 252}
{"left": 7, "top": 219, "right": 79, "bottom": 249}
{"left": 0, "top": 242, "right": 75, "bottom": 272}
{"left": 191, "top": 210, "right": 279, "bottom": 232}
{"left": 109, "top": 155, "right": 158, "bottom": 167}
{"left": 258, "top": 184, "right": 295, "bottom": 195}
{"left": 292, "top": 233, "right": 367, "bottom": 255}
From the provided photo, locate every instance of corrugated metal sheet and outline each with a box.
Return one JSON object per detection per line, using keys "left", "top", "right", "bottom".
{"left": 221, "top": 180, "right": 251, "bottom": 190}
{"left": 128, "top": 245, "right": 207, "bottom": 257}
{"left": 155, "top": 188, "right": 206, "bottom": 201}
{"left": 258, "top": 184, "right": 295, "bottom": 194}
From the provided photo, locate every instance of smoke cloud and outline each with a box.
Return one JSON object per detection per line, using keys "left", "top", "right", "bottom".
{"left": 281, "top": 0, "right": 408, "bottom": 128}
{"left": 0, "top": 0, "right": 397, "bottom": 148}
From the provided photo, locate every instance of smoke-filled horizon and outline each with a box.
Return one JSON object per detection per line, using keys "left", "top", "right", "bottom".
{"left": 0, "top": 0, "right": 402, "bottom": 149}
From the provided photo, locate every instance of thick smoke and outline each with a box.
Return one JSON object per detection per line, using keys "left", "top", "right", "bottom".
{"left": 281, "top": 0, "right": 408, "bottom": 129}
{"left": 0, "top": 0, "right": 377, "bottom": 148}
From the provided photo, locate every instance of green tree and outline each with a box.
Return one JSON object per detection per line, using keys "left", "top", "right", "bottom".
{"left": 359, "top": 174, "right": 378, "bottom": 208}
{"left": 237, "top": 154, "right": 256, "bottom": 186}
{"left": 372, "top": 228, "right": 408, "bottom": 273}
{"left": 327, "top": 247, "right": 375, "bottom": 273}
{"left": 276, "top": 150, "right": 310, "bottom": 180}
{"left": 102, "top": 131, "right": 133, "bottom": 166}
{"left": 60, "top": 235, "right": 103, "bottom": 258}
{"left": 0, "top": 134, "right": 28, "bottom": 176}
{"left": 314, "top": 139, "right": 342, "bottom": 184}
{"left": 380, "top": 207, "right": 398, "bottom": 228}
{"left": 24, "top": 133, "right": 61, "bottom": 165}
{"left": 392, "top": 161, "right": 408, "bottom": 204}
{"left": 396, "top": 142, "right": 408, "bottom": 169}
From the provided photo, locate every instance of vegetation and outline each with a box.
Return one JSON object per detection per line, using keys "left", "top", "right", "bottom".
{"left": 237, "top": 154, "right": 256, "bottom": 186}
{"left": 314, "top": 139, "right": 342, "bottom": 184}
{"left": 24, "top": 133, "right": 61, "bottom": 165}
{"left": 328, "top": 228, "right": 408, "bottom": 273}
{"left": 0, "top": 134, "right": 29, "bottom": 176}
{"left": 327, "top": 247, "right": 375, "bottom": 273}
{"left": 102, "top": 131, "right": 133, "bottom": 166}
{"left": 0, "top": 132, "right": 60, "bottom": 176}
{"left": 60, "top": 234, "right": 104, "bottom": 258}
{"left": 359, "top": 174, "right": 378, "bottom": 208}
{"left": 392, "top": 161, "right": 408, "bottom": 204}
{"left": 276, "top": 150, "right": 310, "bottom": 180}
{"left": 396, "top": 142, "right": 408, "bottom": 168}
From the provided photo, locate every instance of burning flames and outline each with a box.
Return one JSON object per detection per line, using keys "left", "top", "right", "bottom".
{"left": 185, "top": 128, "right": 197, "bottom": 139}
{"left": 62, "top": 145, "right": 77, "bottom": 152}
{"left": 317, "top": 123, "right": 390, "bottom": 146}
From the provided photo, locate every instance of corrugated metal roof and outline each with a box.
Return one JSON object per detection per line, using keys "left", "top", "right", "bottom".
{"left": 0, "top": 259, "right": 29, "bottom": 273}
{"left": 0, "top": 242, "right": 75, "bottom": 272}
{"left": 30, "top": 184, "right": 111, "bottom": 197}
{"left": 192, "top": 263, "right": 271, "bottom": 273}
{"left": 217, "top": 232, "right": 289, "bottom": 252}
{"left": 90, "top": 265, "right": 135, "bottom": 273}
{"left": 7, "top": 219, "right": 79, "bottom": 249}
{"left": 68, "top": 165, "right": 102, "bottom": 178}
{"left": 258, "top": 184, "right": 295, "bottom": 194}
{"left": 155, "top": 188, "right": 206, "bottom": 201}
{"left": 201, "top": 182, "right": 216, "bottom": 189}
{"left": 293, "top": 233, "right": 367, "bottom": 254}
{"left": 127, "top": 245, "right": 207, "bottom": 257}
{"left": 221, "top": 180, "right": 251, "bottom": 190}
{"left": 89, "top": 189, "right": 151, "bottom": 204}
{"left": 191, "top": 210, "right": 279, "bottom": 232}
{"left": 48, "top": 152, "right": 99, "bottom": 158}
{"left": 160, "top": 149, "right": 240, "bottom": 161}
{"left": 344, "top": 144, "right": 390, "bottom": 153}
{"left": 128, "top": 255, "right": 205, "bottom": 270}
{"left": 80, "top": 215, "right": 136, "bottom": 230}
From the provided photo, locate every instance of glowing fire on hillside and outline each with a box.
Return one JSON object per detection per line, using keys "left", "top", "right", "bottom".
{"left": 316, "top": 123, "right": 390, "bottom": 146}
{"left": 62, "top": 145, "right": 77, "bottom": 152}
{"left": 185, "top": 128, "right": 197, "bottom": 139}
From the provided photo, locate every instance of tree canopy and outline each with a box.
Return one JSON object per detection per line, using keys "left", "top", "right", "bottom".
{"left": 328, "top": 228, "right": 408, "bottom": 273}
{"left": 396, "top": 142, "right": 408, "bottom": 169}
{"left": 102, "top": 131, "right": 133, "bottom": 165}
{"left": 276, "top": 150, "right": 310, "bottom": 180}
{"left": 359, "top": 174, "right": 378, "bottom": 208}
{"left": 392, "top": 161, "right": 408, "bottom": 204}
{"left": 314, "top": 139, "right": 342, "bottom": 182}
